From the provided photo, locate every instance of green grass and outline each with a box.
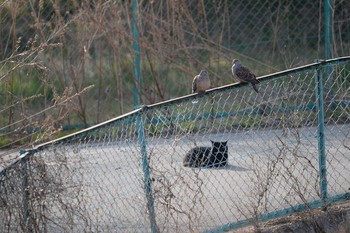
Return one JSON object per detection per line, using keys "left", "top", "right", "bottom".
{"left": 0, "top": 133, "right": 26, "bottom": 148}
{"left": 0, "top": 135, "right": 12, "bottom": 148}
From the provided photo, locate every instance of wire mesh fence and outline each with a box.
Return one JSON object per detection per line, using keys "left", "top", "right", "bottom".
{"left": 1, "top": 0, "right": 349, "bottom": 138}
{"left": 1, "top": 57, "right": 349, "bottom": 232}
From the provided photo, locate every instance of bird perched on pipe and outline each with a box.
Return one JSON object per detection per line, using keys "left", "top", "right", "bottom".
{"left": 192, "top": 70, "right": 211, "bottom": 94}
{"left": 231, "top": 59, "right": 260, "bottom": 93}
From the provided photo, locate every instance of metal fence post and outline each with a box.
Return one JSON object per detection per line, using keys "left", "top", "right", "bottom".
{"left": 137, "top": 110, "right": 158, "bottom": 233}
{"left": 324, "top": 0, "right": 334, "bottom": 99}
{"left": 20, "top": 150, "right": 31, "bottom": 232}
{"left": 132, "top": 0, "right": 141, "bottom": 109}
{"left": 324, "top": 0, "right": 333, "bottom": 60}
{"left": 315, "top": 64, "right": 328, "bottom": 202}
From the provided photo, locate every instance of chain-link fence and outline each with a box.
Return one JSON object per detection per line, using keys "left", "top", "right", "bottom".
{"left": 1, "top": 57, "right": 349, "bottom": 232}
{"left": 1, "top": 0, "right": 349, "bottom": 138}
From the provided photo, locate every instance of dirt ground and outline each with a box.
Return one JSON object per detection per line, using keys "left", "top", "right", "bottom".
{"left": 233, "top": 200, "right": 350, "bottom": 233}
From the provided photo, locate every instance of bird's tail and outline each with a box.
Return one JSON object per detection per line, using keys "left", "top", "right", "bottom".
{"left": 252, "top": 83, "right": 259, "bottom": 93}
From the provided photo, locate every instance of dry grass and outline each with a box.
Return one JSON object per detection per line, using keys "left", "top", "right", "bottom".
{"left": 233, "top": 201, "right": 350, "bottom": 233}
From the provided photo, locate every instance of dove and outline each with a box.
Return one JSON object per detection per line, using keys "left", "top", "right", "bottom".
{"left": 231, "top": 59, "right": 260, "bottom": 93}
{"left": 192, "top": 70, "right": 211, "bottom": 94}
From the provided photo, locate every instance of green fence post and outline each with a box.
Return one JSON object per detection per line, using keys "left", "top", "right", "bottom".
{"left": 137, "top": 110, "right": 158, "bottom": 233}
{"left": 319, "top": 0, "right": 333, "bottom": 198}
{"left": 324, "top": 0, "right": 334, "bottom": 99}
{"left": 20, "top": 150, "right": 31, "bottom": 232}
{"left": 132, "top": 0, "right": 141, "bottom": 109}
{"left": 324, "top": 0, "right": 333, "bottom": 60}
{"left": 315, "top": 64, "right": 328, "bottom": 202}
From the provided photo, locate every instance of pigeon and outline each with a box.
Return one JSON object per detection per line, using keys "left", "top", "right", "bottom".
{"left": 231, "top": 59, "right": 260, "bottom": 93}
{"left": 192, "top": 70, "right": 211, "bottom": 94}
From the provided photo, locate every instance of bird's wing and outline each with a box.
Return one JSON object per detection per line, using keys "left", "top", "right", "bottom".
{"left": 235, "top": 66, "right": 257, "bottom": 83}
{"left": 192, "top": 76, "right": 198, "bottom": 93}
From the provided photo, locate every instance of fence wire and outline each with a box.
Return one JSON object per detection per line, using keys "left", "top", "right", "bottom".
{"left": 1, "top": 57, "right": 349, "bottom": 232}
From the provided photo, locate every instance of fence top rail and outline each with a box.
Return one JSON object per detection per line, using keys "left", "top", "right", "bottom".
{"left": 146, "top": 56, "right": 350, "bottom": 108}
{"left": 1, "top": 55, "right": 349, "bottom": 174}
{"left": 0, "top": 108, "right": 141, "bottom": 174}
